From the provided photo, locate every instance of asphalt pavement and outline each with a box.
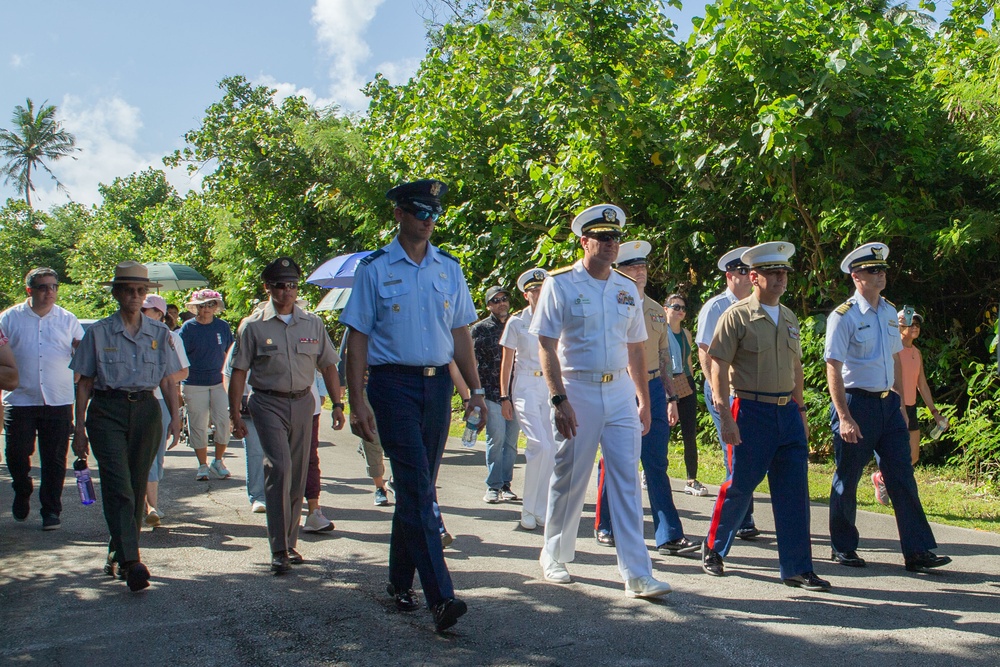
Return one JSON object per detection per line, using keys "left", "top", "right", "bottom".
{"left": 2, "top": 413, "right": 998, "bottom": 667}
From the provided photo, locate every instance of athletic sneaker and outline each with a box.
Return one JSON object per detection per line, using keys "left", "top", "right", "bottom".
{"left": 684, "top": 480, "right": 708, "bottom": 496}
{"left": 302, "top": 508, "right": 334, "bottom": 533}
{"left": 484, "top": 488, "right": 500, "bottom": 504}
{"left": 209, "top": 459, "right": 231, "bottom": 479}
{"left": 374, "top": 487, "right": 389, "bottom": 506}
{"left": 251, "top": 500, "right": 267, "bottom": 513}
{"left": 144, "top": 508, "right": 161, "bottom": 528}
{"left": 500, "top": 484, "right": 519, "bottom": 501}
{"left": 195, "top": 464, "right": 210, "bottom": 481}
{"left": 872, "top": 471, "right": 891, "bottom": 506}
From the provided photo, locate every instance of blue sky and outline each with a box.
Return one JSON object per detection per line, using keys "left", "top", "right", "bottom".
{"left": 2, "top": 1, "right": 941, "bottom": 208}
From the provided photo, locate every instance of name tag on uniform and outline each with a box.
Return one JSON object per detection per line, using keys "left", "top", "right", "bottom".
{"left": 382, "top": 279, "right": 402, "bottom": 286}
{"left": 617, "top": 291, "right": 635, "bottom": 306}
{"left": 299, "top": 338, "right": 318, "bottom": 344}
{"left": 858, "top": 324, "right": 871, "bottom": 330}
{"left": 787, "top": 325, "right": 800, "bottom": 340}
{"left": 104, "top": 347, "right": 118, "bottom": 352}
{"left": 261, "top": 345, "right": 278, "bottom": 352}
{"left": 575, "top": 298, "right": 591, "bottom": 305}
{"left": 888, "top": 319, "right": 898, "bottom": 328}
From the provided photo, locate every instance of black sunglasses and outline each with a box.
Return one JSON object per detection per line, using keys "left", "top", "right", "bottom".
{"left": 31, "top": 283, "right": 59, "bottom": 292}
{"left": 268, "top": 282, "right": 300, "bottom": 290}
{"left": 733, "top": 267, "right": 750, "bottom": 276}
{"left": 488, "top": 296, "right": 509, "bottom": 304}
{"left": 588, "top": 232, "right": 622, "bottom": 243}
{"left": 666, "top": 304, "right": 686, "bottom": 311}
{"left": 405, "top": 208, "right": 440, "bottom": 222}
{"left": 862, "top": 267, "right": 886, "bottom": 275}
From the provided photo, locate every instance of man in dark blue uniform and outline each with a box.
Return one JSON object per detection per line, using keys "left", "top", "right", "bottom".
{"left": 825, "top": 242, "right": 951, "bottom": 572}
{"left": 341, "top": 179, "right": 486, "bottom": 633}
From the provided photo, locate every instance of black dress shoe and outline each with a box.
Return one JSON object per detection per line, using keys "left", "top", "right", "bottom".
{"left": 124, "top": 561, "right": 151, "bottom": 592}
{"left": 905, "top": 551, "right": 952, "bottom": 572}
{"left": 387, "top": 584, "right": 421, "bottom": 612}
{"left": 432, "top": 597, "right": 467, "bottom": 632}
{"left": 831, "top": 549, "right": 866, "bottom": 567}
{"left": 271, "top": 551, "right": 291, "bottom": 574}
{"left": 658, "top": 537, "right": 702, "bottom": 556}
{"left": 735, "top": 525, "right": 761, "bottom": 540}
{"left": 287, "top": 548, "right": 305, "bottom": 565}
{"left": 12, "top": 494, "right": 29, "bottom": 522}
{"left": 702, "top": 543, "right": 725, "bottom": 576}
{"left": 783, "top": 571, "right": 831, "bottom": 591}
{"left": 595, "top": 529, "right": 615, "bottom": 547}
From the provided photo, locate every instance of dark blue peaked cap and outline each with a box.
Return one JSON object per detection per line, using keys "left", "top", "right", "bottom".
{"left": 386, "top": 179, "right": 448, "bottom": 214}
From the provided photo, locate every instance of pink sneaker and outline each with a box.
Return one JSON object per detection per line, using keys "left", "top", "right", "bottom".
{"left": 872, "top": 471, "right": 891, "bottom": 506}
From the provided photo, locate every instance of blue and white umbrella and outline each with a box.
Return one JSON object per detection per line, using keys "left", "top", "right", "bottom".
{"left": 306, "top": 251, "right": 373, "bottom": 289}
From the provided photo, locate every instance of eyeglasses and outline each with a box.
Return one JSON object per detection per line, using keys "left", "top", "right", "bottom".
{"left": 666, "top": 304, "right": 686, "bottom": 311}
{"left": 268, "top": 282, "right": 300, "bottom": 290}
{"left": 118, "top": 286, "right": 149, "bottom": 297}
{"left": 588, "top": 232, "right": 622, "bottom": 243}
{"left": 488, "top": 296, "right": 509, "bottom": 304}
{"left": 732, "top": 268, "right": 750, "bottom": 276}
{"left": 862, "top": 267, "right": 886, "bottom": 275}
{"left": 196, "top": 301, "right": 218, "bottom": 309}
{"left": 30, "top": 283, "right": 59, "bottom": 292}
{"left": 406, "top": 208, "right": 440, "bottom": 222}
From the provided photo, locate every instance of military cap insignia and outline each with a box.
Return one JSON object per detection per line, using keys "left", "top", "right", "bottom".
{"left": 872, "top": 247, "right": 885, "bottom": 261}
{"left": 281, "top": 260, "right": 290, "bottom": 267}
{"left": 603, "top": 208, "right": 617, "bottom": 223}
{"left": 778, "top": 244, "right": 786, "bottom": 253}
{"left": 430, "top": 181, "right": 442, "bottom": 196}
{"left": 533, "top": 270, "right": 545, "bottom": 281}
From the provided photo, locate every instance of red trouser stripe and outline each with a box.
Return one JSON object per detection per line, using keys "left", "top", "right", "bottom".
{"left": 594, "top": 457, "right": 607, "bottom": 530}
{"left": 706, "top": 397, "right": 741, "bottom": 550}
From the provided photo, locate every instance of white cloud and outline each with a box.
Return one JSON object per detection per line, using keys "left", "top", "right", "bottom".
{"left": 10, "top": 54, "right": 24, "bottom": 68}
{"left": 311, "top": 0, "right": 387, "bottom": 111}
{"left": 374, "top": 57, "right": 422, "bottom": 86}
{"left": 25, "top": 95, "right": 201, "bottom": 208}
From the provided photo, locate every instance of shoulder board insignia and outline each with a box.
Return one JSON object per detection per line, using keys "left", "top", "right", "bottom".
{"left": 834, "top": 301, "right": 853, "bottom": 316}
{"left": 549, "top": 265, "right": 573, "bottom": 276}
{"left": 436, "top": 248, "right": 460, "bottom": 263}
{"left": 882, "top": 297, "right": 896, "bottom": 309}
{"left": 613, "top": 268, "right": 636, "bottom": 282}
{"left": 358, "top": 249, "right": 387, "bottom": 266}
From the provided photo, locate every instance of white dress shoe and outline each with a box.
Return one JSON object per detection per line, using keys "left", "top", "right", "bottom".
{"left": 625, "top": 575, "right": 672, "bottom": 598}
{"left": 520, "top": 513, "right": 537, "bottom": 530}
{"left": 540, "top": 549, "right": 571, "bottom": 584}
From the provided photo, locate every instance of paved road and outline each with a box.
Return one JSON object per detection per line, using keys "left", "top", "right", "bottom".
{"left": 2, "top": 413, "right": 998, "bottom": 666}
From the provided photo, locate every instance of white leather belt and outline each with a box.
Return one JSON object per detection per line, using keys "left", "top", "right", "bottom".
{"left": 565, "top": 369, "right": 627, "bottom": 383}
{"left": 517, "top": 369, "right": 544, "bottom": 377}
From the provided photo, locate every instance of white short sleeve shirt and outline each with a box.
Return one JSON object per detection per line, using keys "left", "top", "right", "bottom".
{"left": 0, "top": 302, "right": 85, "bottom": 407}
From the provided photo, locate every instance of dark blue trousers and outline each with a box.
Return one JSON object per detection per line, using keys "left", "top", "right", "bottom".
{"left": 705, "top": 383, "right": 755, "bottom": 529}
{"left": 829, "top": 390, "right": 937, "bottom": 557}
{"left": 367, "top": 368, "right": 454, "bottom": 608}
{"left": 596, "top": 377, "right": 685, "bottom": 547}
{"left": 706, "top": 398, "right": 812, "bottom": 579}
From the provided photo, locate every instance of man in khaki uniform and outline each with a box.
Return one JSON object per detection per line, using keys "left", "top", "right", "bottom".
{"left": 70, "top": 262, "right": 183, "bottom": 592}
{"left": 228, "top": 257, "right": 345, "bottom": 574}
{"left": 701, "top": 242, "right": 830, "bottom": 591}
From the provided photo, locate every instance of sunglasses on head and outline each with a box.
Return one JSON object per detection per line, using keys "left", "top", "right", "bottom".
{"left": 405, "top": 208, "right": 440, "bottom": 222}
{"left": 588, "top": 232, "right": 622, "bottom": 243}
{"left": 488, "top": 295, "right": 509, "bottom": 304}
{"left": 666, "top": 304, "right": 686, "bottom": 311}
{"left": 268, "top": 282, "right": 300, "bottom": 290}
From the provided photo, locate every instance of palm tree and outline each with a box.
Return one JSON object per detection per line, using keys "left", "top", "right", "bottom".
{"left": 0, "top": 98, "right": 79, "bottom": 208}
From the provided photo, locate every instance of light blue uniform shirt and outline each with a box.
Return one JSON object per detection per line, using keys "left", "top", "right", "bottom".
{"left": 824, "top": 290, "right": 902, "bottom": 392}
{"left": 695, "top": 288, "right": 739, "bottom": 348}
{"left": 340, "top": 236, "right": 476, "bottom": 366}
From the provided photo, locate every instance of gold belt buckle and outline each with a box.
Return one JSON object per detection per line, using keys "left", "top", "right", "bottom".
{"left": 533, "top": 371, "right": 543, "bottom": 377}
{"left": 777, "top": 396, "right": 789, "bottom": 406}
{"left": 601, "top": 373, "right": 614, "bottom": 383}
{"left": 423, "top": 367, "right": 437, "bottom": 377}
{"left": 879, "top": 390, "right": 889, "bottom": 398}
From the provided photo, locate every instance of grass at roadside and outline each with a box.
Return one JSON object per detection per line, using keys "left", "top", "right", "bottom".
{"left": 449, "top": 408, "right": 1000, "bottom": 534}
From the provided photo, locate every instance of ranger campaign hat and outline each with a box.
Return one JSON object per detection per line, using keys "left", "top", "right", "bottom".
{"left": 101, "top": 261, "right": 163, "bottom": 288}
{"left": 386, "top": 179, "right": 448, "bottom": 215}
{"left": 717, "top": 246, "right": 752, "bottom": 272}
{"left": 571, "top": 204, "right": 626, "bottom": 237}
{"left": 262, "top": 257, "right": 302, "bottom": 283}
{"left": 517, "top": 268, "right": 548, "bottom": 292}
{"left": 615, "top": 240, "right": 652, "bottom": 267}
{"left": 840, "top": 242, "right": 889, "bottom": 274}
{"left": 741, "top": 242, "right": 796, "bottom": 271}
{"left": 484, "top": 285, "right": 510, "bottom": 304}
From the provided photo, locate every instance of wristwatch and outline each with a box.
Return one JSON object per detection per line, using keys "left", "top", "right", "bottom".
{"left": 471, "top": 388, "right": 486, "bottom": 396}
{"left": 551, "top": 394, "right": 568, "bottom": 407}
{"left": 332, "top": 402, "right": 345, "bottom": 410}
{"left": 666, "top": 394, "right": 679, "bottom": 403}
{"left": 499, "top": 396, "right": 511, "bottom": 403}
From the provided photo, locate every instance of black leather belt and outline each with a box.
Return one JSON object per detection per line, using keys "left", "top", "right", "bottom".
{"left": 734, "top": 390, "right": 793, "bottom": 405}
{"left": 254, "top": 387, "right": 313, "bottom": 399}
{"left": 370, "top": 364, "right": 450, "bottom": 377}
{"left": 846, "top": 388, "right": 891, "bottom": 399}
{"left": 94, "top": 389, "right": 154, "bottom": 402}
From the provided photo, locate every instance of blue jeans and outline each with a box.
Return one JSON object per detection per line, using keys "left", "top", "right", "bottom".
{"left": 242, "top": 416, "right": 265, "bottom": 506}
{"left": 597, "top": 377, "right": 685, "bottom": 546}
{"left": 829, "top": 390, "right": 936, "bottom": 557}
{"left": 367, "top": 367, "right": 455, "bottom": 608}
{"left": 705, "top": 383, "right": 755, "bottom": 529}
{"left": 484, "top": 398, "right": 519, "bottom": 490}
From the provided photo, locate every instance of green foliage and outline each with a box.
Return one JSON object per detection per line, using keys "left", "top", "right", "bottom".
{"left": 947, "top": 362, "right": 1000, "bottom": 485}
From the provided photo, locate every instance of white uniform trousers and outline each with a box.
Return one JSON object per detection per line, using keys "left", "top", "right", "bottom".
{"left": 513, "top": 371, "right": 556, "bottom": 522}
{"left": 542, "top": 374, "right": 652, "bottom": 581}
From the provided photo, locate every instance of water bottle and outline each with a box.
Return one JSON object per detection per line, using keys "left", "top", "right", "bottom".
{"left": 930, "top": 417, "right": 949, "bottom": 440}
{"left": 74, "top": 457, "right": 96, "bottom": 505}
{"left": 461, "top": 406, "right": 482, "bottom": 448}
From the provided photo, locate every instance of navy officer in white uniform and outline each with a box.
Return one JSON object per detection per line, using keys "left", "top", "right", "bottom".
{"left": 341, "top": 178, "right": 486, "bottom": 632}
{"left": 530, "top": 204, "right": 671, "bottom": 599}
{"left": 825, "top": 242, "right": 950, "bottom": 572}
